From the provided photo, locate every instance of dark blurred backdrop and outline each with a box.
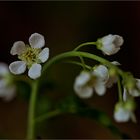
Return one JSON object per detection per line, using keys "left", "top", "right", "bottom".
{"left": 0, "top": 1, "right": 140, "bottom": 139}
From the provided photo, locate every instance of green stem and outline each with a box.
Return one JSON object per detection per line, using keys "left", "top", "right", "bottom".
{"left": 74, "top": 42, "right": 97, "bottom": 51}
{"left": 63, "top": 60, "right": 92, "bottom": 70}
{"left": 41, "top": 51, "right": 124, "bottom": 78}
{"left": 27, "top": 80, "right": 39, "bottom": 140}
{"left": 79, "top": 56, "right": 86, "bottom": 70}
{"left": 74, "top": 42, "right": 96, "bottom": 70}
{"left": 35, "top": 110, "right": 61, "bottom": 123}
{"left": 117, "top": 76, "right": 123, "bottom": 102}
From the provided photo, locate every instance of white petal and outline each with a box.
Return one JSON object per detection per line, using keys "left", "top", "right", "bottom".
{"left": 92, "top": 65, "right": 109, "bottom": 83}
{"left": 129, "top": 89, "right": 140, "bottom": 97}
{"left": 10, "top": 41, "right": 26, "bottom": 55}
{"left": 28, "top": 63, "right": 41, "bottom": 79}
{"left": 74, "top": 84, "right": 93, "bottom": 99}
{"left": 101, "top": 34, "right": 124, "bottom": 47}
{"left": 9, "top": 61, "right": 26, "bottom": 75}
{"left": 123, "top": 88, "right": 128, "bottom": 101}
{"left": 29, "top": 33, "right": 45, "bottom": 48}
{"left": 2, "top": 86, "right": 16, "bottom": 101}
{"left": 101, "top": 34, "right": 114, "bottom": 46}
{"left": 113, "top": 35, "right": 124, "bottom": 47}
{"left": 114, "top": 107, "right": 130, "bottom": 122}
{"left": 0, "top": 63, "right": 9, "bottom": 75}
{"left": 38, "top": 47, "right": 49, "bottom": 63}
{"left": 111, "top": 61, "right": 121, "bottom": 66}
{"left": 136, "top": 79, "right": 140, "bottom": 90}
{"left": 101, "top": 44, "right": 120, "bottom": 55}
{"left": 94, "top": 81, "right": 106, "bottom": 96}
{"left": 75, "top": 71, "right": 91, "bottom": 87}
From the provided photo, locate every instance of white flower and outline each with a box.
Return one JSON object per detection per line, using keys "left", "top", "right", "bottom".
{"left": 114, "top": 106, "right": 131, "bottom": 122}
{"left": 0, "top": 63, "right": 16, "bottom": 101}
{"left": 97, "top": 34, "right": 124, "bottom": 55}
{"left": 129, "top": 79, "right": 140, "bottom": 97}
{"left": 123, "top": 79, "right": 140, "bottom": 99}
{"left": 114, "top": 102, "right": 136, "bottom": 123}
{"left": 9, "top": 33, "right": 49, "bottom": 79}
{"left": 74, "top": 71, "right": 93, "bottom": 98}
{"left": 74, "top": 65, "right": 109, "bottom": 98}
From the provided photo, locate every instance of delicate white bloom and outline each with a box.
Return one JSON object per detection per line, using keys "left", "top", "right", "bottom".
{"left": 114, "top": 106, "right": 130, "bottom": 122}
{"left": 123, "top": 79, "right": 140, "bottom": 98}
{"left": 74, "top": 65, "right": 109, "bottom": 98}
{"left": 92, "top": 65, "right": 109, "bottom": 83}
{"left": 9, "top": 33, "right": 49, "bottom": 79}
{"left": 92, "top": 65, "right": 109, "bottom": 95}
{"left": 97, "top": 34, "right": 124, "bottom": 55}
{"left": 124, "top": 88, "right": 140, "bottom": 98}
{"left": 131, "top": 79, "right": 140, "bottom": 97}
{"left": 74, "top": 71, "right": 93, "bottom": 98}
{"left": 114, "top": 102, "right": 136, "bottom": 123}
{"left": 0, "top": 63, "right": 16, "bottom": 101}
{"left": 94, "top": 80, "right": 106, "bottom": 96}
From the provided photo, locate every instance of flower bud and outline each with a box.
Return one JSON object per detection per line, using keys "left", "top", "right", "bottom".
{"left": 97, "top": 34, "right": 124, "bottom": 55}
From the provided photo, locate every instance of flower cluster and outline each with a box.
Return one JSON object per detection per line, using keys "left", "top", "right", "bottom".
{"left": 0, "top": 33, "right": 139, "bottom": 125}
{"left": 114, "top": 99, "right": 136, "bottom": 123}
{"left": 114, "top": 77, "right": 140, "bottom": 122}
{"left": 74, "top": 34, "right": 140, "bottom": 123}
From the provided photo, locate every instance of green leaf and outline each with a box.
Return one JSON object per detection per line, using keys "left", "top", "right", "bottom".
{"left": 36, "top": 95, "right": 53, "bottom": 117}
{"left": 35, "top": 95, "right": 131, "bottom": 139}
{"left": 56, "top": 96, "right": 131, "bottom": 139}
{"left": 55, "top": 95, "right": 79, "bottom": 113}
{"left": 76, "top": 107, "right": 130, "bottom": 139}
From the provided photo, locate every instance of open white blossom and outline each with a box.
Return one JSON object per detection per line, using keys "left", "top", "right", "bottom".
{"left": 114, "top": 102, "right": 136, "bottom": 123}
{"left": 9, "top": 33, "right": 49, "bottom": 79}
{"left": 74, "top": 65, "right": 109, "bottom": 98}
{"left": 0, "top": 63, "right": 16, "bottom": 101}
{"left": 97, "top": 34, "right": 124, "bottom": 55}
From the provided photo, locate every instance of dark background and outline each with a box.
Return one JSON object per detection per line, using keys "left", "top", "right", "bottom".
{"left": 0, "top": 1, "right": 140, "bottom": 139}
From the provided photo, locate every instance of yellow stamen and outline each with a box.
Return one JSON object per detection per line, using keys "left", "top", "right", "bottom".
{"left": 18, "top": 45, "right": 41, "bottom": 68}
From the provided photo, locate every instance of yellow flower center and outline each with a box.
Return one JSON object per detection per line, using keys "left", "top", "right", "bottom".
{"left": 18, "top": 45, "right": 41, "bottom": 68}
